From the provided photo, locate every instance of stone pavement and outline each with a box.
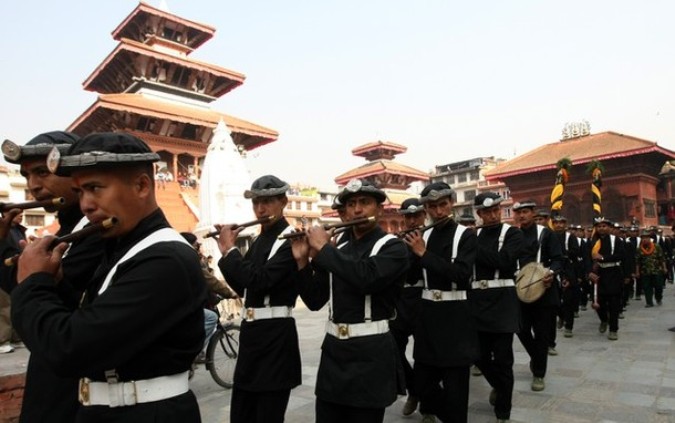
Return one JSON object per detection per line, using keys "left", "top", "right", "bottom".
{"left": 194, "top": 291, "right": 675, "bottom": 423}
{"left": 5, "top": 291, "right": 675, "bottom": 422}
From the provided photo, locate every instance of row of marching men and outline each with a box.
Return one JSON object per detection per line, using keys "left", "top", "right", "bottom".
{"left": 212, "top": 175, "right": 567, "bottom": 423}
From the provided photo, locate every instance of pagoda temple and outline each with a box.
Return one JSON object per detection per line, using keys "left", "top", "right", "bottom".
{"left": 333, "top": 140, "right": 429, "bottom": 233}
{"left": 67, "top": 2, "right": 278, "bottom": 231}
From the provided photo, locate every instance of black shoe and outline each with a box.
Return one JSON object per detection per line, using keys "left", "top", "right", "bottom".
{"left": 668, "top": 327, "right": 675, "bottom": 332}
{"left": 646, "top": 304, "right": 654, "bottom": 308}
{"left": 657, "top": 300, "right": 663, "bottom": 306}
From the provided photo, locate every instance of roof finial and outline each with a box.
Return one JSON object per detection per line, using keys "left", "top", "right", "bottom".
{"left": 157, "top": 0, "right": 171, "bottom": 12}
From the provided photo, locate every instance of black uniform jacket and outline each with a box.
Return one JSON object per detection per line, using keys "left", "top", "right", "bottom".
{"left": 1, "top": 206, "right": 104, "bottom": 423}
{"left": 518, "top": 224, "right": 563, "bottom": 308}
{"left": 297, "top": 225, "right": 409, "bottom": 408}
{"left": 389, "top": 246, "right": 423, "bottom": 335}
{"left": 555, "top": 231, "right": 580, "bottom": 285}
{"left": 413, "top": 220, "right": 479, "bottom": 367}
{"left": 586, "top": 234, "right": 626, "bottom": 296}
{"left": 219, "top": 217, "right": 301, "bottom": 392}
{"left": 624, "top": 237, "right": 638, "bottom": 276}
{"left": 469, "top": 223, "right": 523, "bottom": 333}
{"left": 12, "top": 209, "right": 206, "bottom": 423}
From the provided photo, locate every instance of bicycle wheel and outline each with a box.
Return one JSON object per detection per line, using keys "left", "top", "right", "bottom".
{"left": 206, "top": 324, "right": 240, "bottom": 388}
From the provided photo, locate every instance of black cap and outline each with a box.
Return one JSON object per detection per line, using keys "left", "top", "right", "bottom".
{"left": 3, "top": 131, "right": 80, "bottom": 164}
{"left": 49, "top": 132, "right": 159, "bottom": 176}
{"left": 243, "top": 175, "right": 289, "bottom": 199}
{"left": 551, "top": 215, "right": 567, "bottom": 222}
{"left": 458, "top": 213, "right": 476, "bottom": 224}
{"left": 593, "top": 216, "right": 613, "bottom": 226}
{"left": 331, "top": 196, "right": 344, "bottom": 211}
{"left": 336, "top": 178, "right": 387, "bottom": 204}
{"left": 512, "top": 200, "right": 537, "bottom": 211}
{"left": 398, "top": 198, "right": 424, "bottom": 215}
{"left": 474, "top": 192, "right": 503, "bottom": 210}
{"left": 420, "top": 182, "right": 455, "bottom": 204}
{"left": 535, "top": 209, "right": 550, "bottom": 218}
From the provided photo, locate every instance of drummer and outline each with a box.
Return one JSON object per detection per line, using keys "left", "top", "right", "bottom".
{"left": 512, "top": 200, "right": 563, "bottom": 392}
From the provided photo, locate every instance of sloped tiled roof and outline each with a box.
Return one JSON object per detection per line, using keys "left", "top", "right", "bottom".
{"left": 83, "top": 38, "right": 245, "bottom": 96}
{"left": 68, "top": 93, "right": 278, "bottom": 151}
{"left": 335, "top": 160, "right": 429, "bottom": 184}
{"left": 351, "top": 140, "right": 407, "bottom": 156}
{"left": 485, "top": 131, "right": 675, "bottom": 179}
{"left": 112, "top": 2, "right": 216, "bottom": 50}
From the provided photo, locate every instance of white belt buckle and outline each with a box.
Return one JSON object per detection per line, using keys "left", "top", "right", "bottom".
{"left": 245, "top": 307, "right": 255, "bottom": 321}
{"left": 479, "top": 280, "right": 489, "bottom": 289}
{"left": 432, "top": 290, "right": 443, "bottom": 301}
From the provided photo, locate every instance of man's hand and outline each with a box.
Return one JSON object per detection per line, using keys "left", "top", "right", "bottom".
{"left": 589, "top": 272, "right": 600, "bottom": 284}
{"left": 214, "top": 224, "right": 243, "bottom": 253}
{"left": 305, "top": 226, "right": 330, "bottom": 253}
{"left": 0, "top": 209, "right": 21, "bottom": 240}
{"left": 289, "top": 236, "right": 310, "bottom": 270}
{"left": 16, "top": 237, "right": 67, "bottom": 283}
{"left": 403, "top": 230, "right": 426, "bottom": 257}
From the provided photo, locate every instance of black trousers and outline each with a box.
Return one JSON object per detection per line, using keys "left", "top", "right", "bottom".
{"left": 475, "top": 332, "right": 514, "bottom": 420}
{"left": 560, "top": 286, "right": 577, "bottom": 330}
{"left": 517, "top": 305, "right": 555, "bottom": 378}
{"left": 415, "top": 362, "right": 470, "bottom": 423}
{"left": 595, "top": 294, "right": 622, "bottom": 332}
{"left": 390, "top": 326, "right": 416, "bottom": 397}
{"left": 230, "top": 388, "right": 291, "bottom": 423}
{"left": 315, "top": 398, "right": 385, "bottom": 423}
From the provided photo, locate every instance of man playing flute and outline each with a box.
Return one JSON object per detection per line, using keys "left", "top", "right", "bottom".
{"left": 0, "top": 131, "right": 105, "bottom": 423}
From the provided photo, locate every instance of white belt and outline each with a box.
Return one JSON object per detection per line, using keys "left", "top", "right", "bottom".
{"left": 78, "top": 371, "right": 189, "bottom": 407}
{"left": 243, "top": 306, "right": 293, "bottom": 322}
{"left": 597, "top": 262, "right": 621, "bottom": 269}
{"left": 421, "top": 289, "right": 467, "bottom": 302}
{"left": 326, "top": 320, "right": 389, "bottom": 340}
{"left": 406, "top": 280, "right": 424, "bottom": 288}
{"left": 471, "top": 279, "right": 515, "bottom": 290}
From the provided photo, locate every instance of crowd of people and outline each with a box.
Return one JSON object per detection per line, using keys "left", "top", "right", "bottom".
{"left": 0, "top": 129, "right": 673, "bottom": 423}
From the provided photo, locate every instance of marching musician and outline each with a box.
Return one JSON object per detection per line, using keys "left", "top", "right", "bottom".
{"left": 11, "top": 132, "right": 206, "bottom": 422}
{"left": 392, "top": 198, "right": 426, "bottom": 416}
{"left": 625, "top": 226, "right": 640, "bottom": 301}
{"left": 405, "top": 182, "right": 478, "bottom": 423}
{"left": 551, "top": 215, "right": 581, "bottom": 338}
{"left": 587, "top": 217, "right": 626, "bottom": 340}
{"left": 291, "top": 178, "right": 409, "bottom": 423}
{"left": 468, "top": 192, "right": 523, "bottom": 423}
{"left": 457, "top": 213, "right": 477, "bottom": 230}
{"left": 512, "top": 200, "right": 563, "bottom": 392}
{"left": 0, "top": 132, "right": 106, "bottom": 422}
{"left": 214, "top": 175, "right": 302, "bottom": 423}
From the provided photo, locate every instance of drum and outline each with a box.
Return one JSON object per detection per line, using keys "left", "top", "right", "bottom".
{"left": 516, "top": 262, "right": 549, "bottom": 303}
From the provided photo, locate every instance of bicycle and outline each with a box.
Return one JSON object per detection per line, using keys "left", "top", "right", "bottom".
{"left": 205, "top": 318, "right": 240, "bottom": 388}
{"left": 190, "top": 309, "right": 241, "bottom": 389}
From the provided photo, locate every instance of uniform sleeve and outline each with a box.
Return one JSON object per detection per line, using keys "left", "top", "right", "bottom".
{"left": 420, "top": 228, "right": 477, "bottom": 289}
{"left": 476, "top": 227, "right": 523, "bottom": 276}
{"left": 543, "top": 229, "right": 563, "bottom": 273}
{"left": 0, "top": 239, "right": 20, "bottom": 293}
{"left": 295, "top": 265, "right": 330, "bottom": 311}
{"left": 313, "top": 238, "right": 409, "bottom": 295}
{"left": 11, "top": 243, "right": 206, "bottom": 377}
{"left": 218, "top": 241, "right": 296, "bottom": 297}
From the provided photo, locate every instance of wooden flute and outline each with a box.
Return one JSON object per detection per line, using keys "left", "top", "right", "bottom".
{"left": 396, "top": 214, "right": 453, "bottom": 237}
{"left": 4, "top": 217, "right": 118, "bottom": 267}
{"left": 278, "top": 216, "right": 376, "bottom": 240}
{"left": 203, "top": 215, "right": 276, "bottom": 239}
{"left": 0, "top": 197, "right": 65, "bottom": 213}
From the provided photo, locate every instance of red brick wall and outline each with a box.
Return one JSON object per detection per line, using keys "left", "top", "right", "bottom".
{"left": 0, "top": 372, "right": 25, "bottom": 423}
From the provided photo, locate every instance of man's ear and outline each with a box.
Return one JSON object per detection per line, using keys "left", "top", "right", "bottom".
{"left": 136, "top": 173, "right": 152, "bottom": 197}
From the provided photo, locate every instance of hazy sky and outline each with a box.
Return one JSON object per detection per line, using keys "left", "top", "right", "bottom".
{"left": 2, "top": 0, "right": 674, "bottom": 189}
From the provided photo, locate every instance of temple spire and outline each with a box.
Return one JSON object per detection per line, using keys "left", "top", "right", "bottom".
{"left": 157, "top": 0, "right": 171, "bottom": 12}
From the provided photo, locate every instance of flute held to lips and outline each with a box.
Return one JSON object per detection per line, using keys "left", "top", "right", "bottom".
{"left": 0, "top": 197, "right": 65, "bottom": 213}
{"left": 278, "top": 216, "right": 376, "bottom": 240}
{"left": 203, "top": 215, "right": 276, "bottom": 239}
{"left": 3, "top": 217, "right": 118, "bottom": 267}
{"left": 396, "top": 214, "right": 453, "bottom": 237}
